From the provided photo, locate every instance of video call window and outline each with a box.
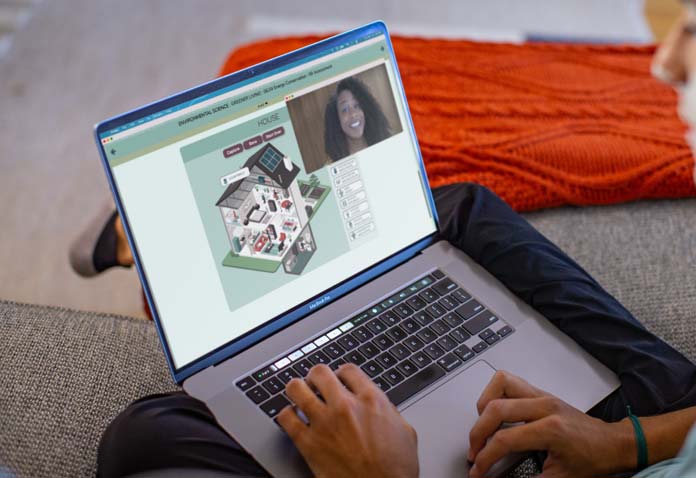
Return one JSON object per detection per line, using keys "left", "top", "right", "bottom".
{"left": 287, "top": 63, "right": 403, "bottom": 174}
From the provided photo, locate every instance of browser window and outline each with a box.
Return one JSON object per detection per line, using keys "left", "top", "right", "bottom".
{"left": 102, "top": 32, "right": 437, "bottom": 369}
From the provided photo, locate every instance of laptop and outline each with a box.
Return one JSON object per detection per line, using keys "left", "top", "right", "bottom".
{"left": 95, "top": 21, "right": 619, "bottom": 477}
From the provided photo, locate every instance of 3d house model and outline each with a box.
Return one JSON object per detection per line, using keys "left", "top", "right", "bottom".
{"left": 215, "top": 143, "right": 329, "bottom": 275}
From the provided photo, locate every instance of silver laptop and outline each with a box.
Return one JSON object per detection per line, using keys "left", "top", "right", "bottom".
{"left": 95, "top": 21, "right": 619, "bottom": 477}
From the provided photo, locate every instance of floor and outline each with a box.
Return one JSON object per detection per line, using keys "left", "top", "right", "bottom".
{"left": 0, "top": 0, "right": 670, "bottom": 319}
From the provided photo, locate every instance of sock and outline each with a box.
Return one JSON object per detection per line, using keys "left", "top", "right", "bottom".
{"left": 92, "top": 211, "right": 121, "bottom": 273}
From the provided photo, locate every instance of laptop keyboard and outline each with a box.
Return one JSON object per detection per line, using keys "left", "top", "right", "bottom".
{"left": 235, "top": 269, "right": 514, "bottom": 419}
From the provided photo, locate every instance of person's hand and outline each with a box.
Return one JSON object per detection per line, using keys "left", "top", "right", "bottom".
{"left": 468, "top": 371, "right": 634, "bottom": 478}
{"left": 277, "top": 363, "right": 419, "bottom": 478}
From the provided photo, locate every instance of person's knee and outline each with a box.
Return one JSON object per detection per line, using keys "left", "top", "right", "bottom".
{"left": 432, "top": 182, "right": 485, "bottom": 237}
{"left": 98, "top": 393, "right": 189, "bottom": 478}
{"left": 433, "top": 182, "right": 493, "bottom": 215}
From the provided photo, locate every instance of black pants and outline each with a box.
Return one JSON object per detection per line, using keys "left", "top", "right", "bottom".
{"left": 98, "top": 183, "right": 696, "bottom": 478}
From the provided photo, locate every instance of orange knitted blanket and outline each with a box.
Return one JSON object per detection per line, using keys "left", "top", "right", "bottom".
{"left": 219, "top": 36, "right": 696, "bottom": 212}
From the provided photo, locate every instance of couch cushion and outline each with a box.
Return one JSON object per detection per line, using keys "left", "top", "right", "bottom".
{"left": 0, "top": 304, "right": 177, "bottom": 478}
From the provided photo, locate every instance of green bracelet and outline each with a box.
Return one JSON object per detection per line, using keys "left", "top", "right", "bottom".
{"left": 627, "top": 405, "right": 648, "bottom": 470}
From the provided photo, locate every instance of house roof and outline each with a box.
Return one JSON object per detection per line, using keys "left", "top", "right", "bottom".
{"left": 215, "top": 143, "right": 300, "bottom": 207}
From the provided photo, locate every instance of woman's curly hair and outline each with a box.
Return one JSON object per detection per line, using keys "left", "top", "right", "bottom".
{"left": 324, "top": 76, "right": 392, "bottom": 161}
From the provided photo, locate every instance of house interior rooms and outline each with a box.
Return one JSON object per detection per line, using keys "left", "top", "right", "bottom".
{"left": 221, "top": 179, "right": 304, "bottom": 261}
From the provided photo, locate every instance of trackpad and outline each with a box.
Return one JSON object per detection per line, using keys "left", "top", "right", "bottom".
{"left": 401, "top": 361, "right": 507, "bottom": 478}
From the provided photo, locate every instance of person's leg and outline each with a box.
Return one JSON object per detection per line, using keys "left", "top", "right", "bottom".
{"left": 70, "top": 204, "right": 133, "bottom": 277}
{"left": 70, "top": 206, "right": 154, "bottom": 318}
{"left": 98, "top": 392, "right": 269, "bottom": 478}
{"left": 432, "top": 182, "right": 696, "bottom": 421}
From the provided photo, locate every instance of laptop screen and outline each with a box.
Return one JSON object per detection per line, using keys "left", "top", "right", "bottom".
{"left": 98, "top": 25, "right": 438, "bottom": 373}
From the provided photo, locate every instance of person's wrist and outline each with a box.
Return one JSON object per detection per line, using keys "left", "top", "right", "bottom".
{"left": 597, "top": 418, "right": 638, "bottom": 475}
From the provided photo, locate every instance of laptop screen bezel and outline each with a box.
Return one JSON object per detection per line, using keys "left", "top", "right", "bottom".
{"left": 94, "top": 21, "right": 441, "bottom": 384}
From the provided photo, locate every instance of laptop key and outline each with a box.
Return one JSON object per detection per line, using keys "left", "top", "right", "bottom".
{"left": 438, "top": 295, "right": 459, "bottom": 311}
{"left": 404, "top": 336, "right": 425, "bottom": 351}
{"left": 352, "top": 326, "right": 374, "bottom": 343}
{"left": 384, "top": 368, "right": 405, "bottom": 385}
{"left": 411, "top": 351, "right": 432, "bottom": 368}
{"left": 463, "top": 313, "right": 499, "bottom": 336}
{"left": 293, "top": 359, "right": 313, "bottom": 376}
{"left": 379, "top": 310, "right": 400, "bottom": 326}
{"left": 366, "top": 318, "right": 387, "bottom": 335}
{"left": 412, "top": 311, "right": 434, "bottom": 326}
{"left": 386, "top": 325, "right": 407, "bottom": 342}
{"left": 361, "top": 360, "right": 384, "bottom": 378}
{"left": 453, "top": 345, "right": 475, "bottom": 362}
{"left": 479, "top": 329, "right": 495, "bottom": 340}
{"left": 236, "top": 376, "right": 256, "bottom": 391}
{"left": 426, "top": 303, "right": 446, "bottom": 318}
{"left": 416, "top": 327, "right": 437, "bottom": 344}
{"left": 358, "top": 342, "right": 379, "bottom": 359}
{"left": 337, "top": 334, "right": 359, "bottom": 351}
{"left": 260, "top": 394, "right": 290, "bottom": 417}
{"left": 472, "top": 341, "right": 488, "bottom": 353}
{"left": 396, "top": 359, "right": 417, "bottom": 377}
{"left": 307, "top": 350, "right": 330, "bottom": 365}
{"left": 390, "top": 343, "right": 410, "bottom": 361}
{"left": 485, "top": 334, "right": 501, "bottom": 345}
{"left": 442, "top": 313, "right": 463, "bottom": 328}
{"left": 329, "top": 358, "right": 346, "bottom": 371}
{"left": 431, "top": 269, "right": 445, "bottom": 280}
{"left": 432, "top": 278, "right": 457, "bottom": 296}
{"left": 246, "top": 386, "right": 270, "bottom": 404}
{"left": 419, "top": 288, "right": 439, "bottom": 303}
{"left": 437, "top": 353, "right": 463, "bottom": 372}
{"left": 455, "top": 300, "right": 485, "bottom": 321}
{"left": 277, "top": 368, "right": 301, "bottom": 384}
{"left": 452, "top": 288, "right": 471, "bottom": 303}
{"left": 386, "top": 362, "right": 446, "bottom": 406}
{"left": 373, "top": 334, "right": 394, "bottom": 350}
{"left": 324, "top": 342, "right": 344, "bottom": 359}
{"left": 424, "top": 343, "right": 445, "bottom": 360}
{"left": 449, "top": 328, "right": 470, "bottom": 343}
{"left": 430, "top": 319, "right": 450, "bottom": 336}
{"left": 436, "top": 335, "right": 457, "bottom": 351}
{"left": 262, "top": 377, "right": 284, "bottom": 394}
{"left": 498, "top": 326, "right": 513, "bottom": 337}
{"left": 394, "top": 303, "right": 414, "bottom": 319}
{"left": 373, "top": 376, "right": 391, "bottom": 391}
{"left": 401, "top": 317, "right": 421, "bottom": 333}
{"left": 406, "top": 296, "right": 427, "bottom": 311}
{"left": 376, "top": 351, "right": 397, "bottom": 369}
{"left": 345, "top": 350, "right": 366, "bottom": 365}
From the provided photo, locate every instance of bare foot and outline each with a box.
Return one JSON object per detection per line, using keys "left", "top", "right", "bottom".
{"left": 114, "top": 216, "right": 135, "bottom": 266}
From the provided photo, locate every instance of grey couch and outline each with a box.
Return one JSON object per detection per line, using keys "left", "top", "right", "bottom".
{"left": 2, "top": 198, "right": 695, "bottom": 478}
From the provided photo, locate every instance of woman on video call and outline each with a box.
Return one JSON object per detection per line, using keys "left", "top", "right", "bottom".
{"left": 324, "top": 76, "right": 392, "bottom": 161}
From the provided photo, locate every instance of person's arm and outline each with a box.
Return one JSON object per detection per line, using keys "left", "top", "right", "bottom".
{"left": 639, "top": 407, "right": 696, "bottom": 467}
{"left": 468, "top": 370, "right": 696, "bottom": 478}
{"left": 277, "top": 363, "right": 419, "bottom": 478}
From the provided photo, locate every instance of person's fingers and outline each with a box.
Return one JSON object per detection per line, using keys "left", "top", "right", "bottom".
{"left": 476, "top": 371, "right": 544, "bottom": 415}
{"left": 305, "top": 364, "right": 347, "bottom": 404}
{"left": 285, "top": 377, "right": 325, "bottom": 421}
{"left": 470, "top": 418, "right": 554, "bottom": 478}
{"left": 276, "top": 404, "right": 308, "bottom": 446}
{"left": 336, "top": 363, "right": 376, "bottom": 394}
{"left": 468, "top": 397, "right": 556, "bottom": 461}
